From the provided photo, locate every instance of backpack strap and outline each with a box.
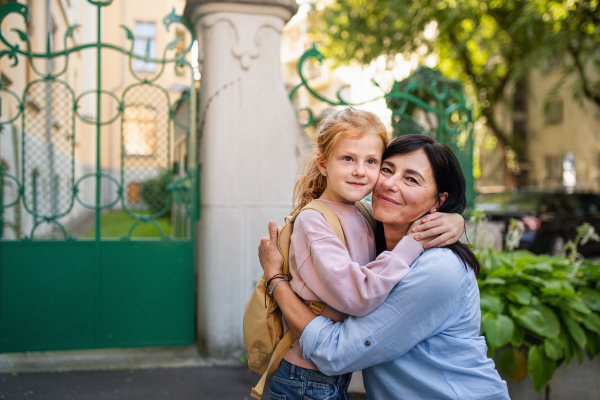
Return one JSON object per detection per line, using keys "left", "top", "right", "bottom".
{"left": 277, "top": 199, "right": 347, "bottom": 276}
{"left": 303, "top": 199, "right": 347, "bottom": 247}
{"left": 251, "top": 302, "right": 325, "bottom": 400}
{"left": 356, "top": 200, "right": 376, "bottom": 232}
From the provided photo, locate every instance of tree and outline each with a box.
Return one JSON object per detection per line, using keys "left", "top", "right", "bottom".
{"left": 544, "top": 0, "right": 600, "bottom": 108}
{"left": 311, "top": 0, "right": 599, "bottom": 188}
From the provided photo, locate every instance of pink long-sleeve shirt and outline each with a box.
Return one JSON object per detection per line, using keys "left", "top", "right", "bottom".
{"left": 283, "top": 199, "right": 424, "bottom": 370}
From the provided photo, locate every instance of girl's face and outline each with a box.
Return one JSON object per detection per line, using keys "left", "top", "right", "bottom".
{"left": 317, "top": 133, "right": 385, "bottom": 204}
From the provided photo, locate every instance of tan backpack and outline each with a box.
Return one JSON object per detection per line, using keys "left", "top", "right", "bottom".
{"left": 243, "top": 199, "right": 375, "bottom": 399}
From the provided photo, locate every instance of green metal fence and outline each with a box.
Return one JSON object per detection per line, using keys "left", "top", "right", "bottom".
{"left": 290, "top": 45, "right": 475, "bottom": 211}
{"left": 0, "top": 1, "right": 198, "bottom": 352}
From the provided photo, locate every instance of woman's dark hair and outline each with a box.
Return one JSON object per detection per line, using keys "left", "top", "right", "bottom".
{"left": 375, "top": 134, "right": 480, "bottom": 276}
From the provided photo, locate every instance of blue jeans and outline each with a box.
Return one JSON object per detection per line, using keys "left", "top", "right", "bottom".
{"left": 269, "top": 359, "right": 352, "bottom": 400}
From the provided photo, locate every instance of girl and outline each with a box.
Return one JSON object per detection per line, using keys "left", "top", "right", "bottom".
{"left": 269, "top": 107, "right": 464, "bottom": 400}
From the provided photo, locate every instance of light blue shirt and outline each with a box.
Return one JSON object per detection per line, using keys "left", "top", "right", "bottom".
{"left": 300, "top": 248, "right": 510, "bottom": 400}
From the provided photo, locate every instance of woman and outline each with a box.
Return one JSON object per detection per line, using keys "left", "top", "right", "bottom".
{"left": 259, "top": 135, "right": 510, "bottom": 400}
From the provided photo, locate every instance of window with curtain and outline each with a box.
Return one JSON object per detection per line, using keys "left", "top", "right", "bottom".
{"left": 123, "top": 105, "right": 157, "bottom": 156}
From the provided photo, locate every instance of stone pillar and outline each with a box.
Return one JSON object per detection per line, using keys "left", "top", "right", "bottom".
{"left": 185, "top": 0, "right": 305, "bottom": 357}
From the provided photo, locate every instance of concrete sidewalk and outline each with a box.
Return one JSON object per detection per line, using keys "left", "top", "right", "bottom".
{"left": 0, "top": 347, "right": 367, "bottom": 400}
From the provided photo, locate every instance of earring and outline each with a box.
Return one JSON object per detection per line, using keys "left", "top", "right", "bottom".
{"left": 323, "top": 171, "right": 327, "bottom": 177}
{"left": 432, "top": 208, "right": 437, "bottom": 212}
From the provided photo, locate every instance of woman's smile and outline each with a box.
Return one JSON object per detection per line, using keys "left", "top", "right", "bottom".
{"left": 377, "top": 194, "right": 400, "bottom": 205}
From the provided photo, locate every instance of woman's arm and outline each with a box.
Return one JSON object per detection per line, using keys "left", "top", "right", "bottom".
{"left": 291, "top": 211, "right": 422, "bottom": 316}
{"left": 299, "top": 250, "right": 468, "bottom": 375}
{"left": 259, "top": 221, "right": 317, "bottom": 337}
{"left": 410, "top": 212, "right": 465, "bottom": 249}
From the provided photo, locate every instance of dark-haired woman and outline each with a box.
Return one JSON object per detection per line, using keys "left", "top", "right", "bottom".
{"left": 259, "top": 134, "right": 510, "bottom": 399}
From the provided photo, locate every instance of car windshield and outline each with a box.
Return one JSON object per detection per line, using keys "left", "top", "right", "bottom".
{"left": 475, "top": 193, "right": 545, "bottom": 213}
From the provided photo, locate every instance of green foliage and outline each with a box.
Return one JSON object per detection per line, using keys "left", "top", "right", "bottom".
{"left": 313, "top": 0, "right": 600, "bottom": 183}
{"left": 140, "top": 170, "right": 171, "bottom": 215}
{"left": 476, "top": 248, "right": 600, "bottom": 391}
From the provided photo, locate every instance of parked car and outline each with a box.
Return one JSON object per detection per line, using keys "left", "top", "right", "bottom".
{"left": 474, "top": 191, "right": 600, "bottom": 256}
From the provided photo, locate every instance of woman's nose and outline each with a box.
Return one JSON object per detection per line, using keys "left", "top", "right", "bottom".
{"left": 382, "top": 175, "right": 398, "bottom": 191}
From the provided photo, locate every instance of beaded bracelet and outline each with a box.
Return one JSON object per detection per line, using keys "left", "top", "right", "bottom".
{"left": 268, "top": 278, "right": 289, "bottom": 297}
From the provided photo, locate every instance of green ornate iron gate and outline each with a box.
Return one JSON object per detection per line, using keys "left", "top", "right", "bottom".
{"left": 290, "top": 45, "right": 475, "bottom": 210}
{"left": 0, "top": 1, "right": 198, "bottom": 352}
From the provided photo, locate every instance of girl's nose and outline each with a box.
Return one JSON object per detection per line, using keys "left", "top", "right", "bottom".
{"left": 353, "top": 164, "right": 365, "bottom": 177}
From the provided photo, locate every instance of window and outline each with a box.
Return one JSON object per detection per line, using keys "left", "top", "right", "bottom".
{"left": 133, "top": 22, "right": 157, "bottom": 72}
{"left": 544, "top": 100, "right": 563, "bottom": 125}
{"left": 123, "top": 105, "right": 157, "bottom": 156}
{"left": 545, "top": 154, "right": 562, "bottom": 181}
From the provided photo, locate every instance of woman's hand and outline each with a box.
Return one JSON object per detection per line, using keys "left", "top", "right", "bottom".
{"left": 409, "top": 213, "right": 465, "bottom": 249}
{"left": 258, "top": 221, "right": 285, "bottom": 283}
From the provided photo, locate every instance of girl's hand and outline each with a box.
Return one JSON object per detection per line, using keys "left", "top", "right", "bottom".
{"left": 409, "top": 213, "right": 465, "bottom": 249}
{"left": 258, "top": 221, "right": 285, "bottom": 284}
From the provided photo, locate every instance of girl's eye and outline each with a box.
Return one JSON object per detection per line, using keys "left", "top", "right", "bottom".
{"left": 366, "top": 159, "right": 379, "bottom": 165}
{"left": 342, "top": 156, "right": 353, "bottom": 162}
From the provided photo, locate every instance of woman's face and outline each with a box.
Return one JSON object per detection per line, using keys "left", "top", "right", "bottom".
{"left": 372, "top": 149, "right": 445, "bottom": 230}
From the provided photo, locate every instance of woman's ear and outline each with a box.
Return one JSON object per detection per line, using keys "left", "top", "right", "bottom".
{"left": 432, "top": 192, "right": 448, "bottom": 212}
{"left": 316, "top": 153, "right": 327, "bottom": 176}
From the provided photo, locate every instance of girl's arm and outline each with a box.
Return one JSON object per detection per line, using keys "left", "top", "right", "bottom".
{"left": 409, "top": 212, "right": 465, "bottom": 249}
{"left": 292, "top": 210, "right": 422, "bottom": 317}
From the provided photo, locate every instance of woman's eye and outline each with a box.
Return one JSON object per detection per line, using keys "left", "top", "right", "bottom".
{"left": 342, "top": 156, "right": 353, "bottom": 162}
{"left": 406, "top": 177, "right": 418, "bottom": 184}
{"left": 380, "top": 167, "right": 392, "bottom": 174}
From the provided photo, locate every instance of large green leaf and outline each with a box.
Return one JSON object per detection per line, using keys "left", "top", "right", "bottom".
{"left": 482, "top": 313, "right": 514, "bottom": 348}
{"left": 582, "top": 313, "right": 600, "bottom": 335}
{"left": 563, "top": 313, "right": 587, "bottom": 349}
{"left": 560, "top": 330, "right": 574, "bottom": 366}
{"left": 510, "top": 305, "right": 545, "bottom": 336}
{"left": 528, "top": 345, "right": 557, "bottom": 392}
{"left": 543, "top": 279, "right": 562, "bottom": 290}
{"left": 564, "top": 299, "right": 592, "bottom": 315}
{"left": 496, "top": 348, "right": 528, "bottom": 382}
{"left": 480, "top": 293, "right": 504, "bottom": 313}
{"left": 505, "top": 284, "right": 532, "bottom": 305}
{"left": 579, "top": 287, "right": 600, "bottom": 312}
{"left": 544, "top": 337, "right": 564, "bottom": 360}
{"left": 524, "top": 262, "right": 553, "bottom": 272}
{"left": 511, "top": 324, "right": 526, "bottom": 347}
{"left": 533, "top": 305, "right": 560, "bottom": 338}
{"left": 480, "top": 278, "right": 507, "bottom": 286}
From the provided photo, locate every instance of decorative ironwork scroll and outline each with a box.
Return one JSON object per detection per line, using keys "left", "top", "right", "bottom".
{"left": 289, "top": 45, "right": 476, "bottom": 210}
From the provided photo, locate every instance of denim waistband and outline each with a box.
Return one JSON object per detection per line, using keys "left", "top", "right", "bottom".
{"left": 279, "top": 359, "right": 352, "bottom": 385}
